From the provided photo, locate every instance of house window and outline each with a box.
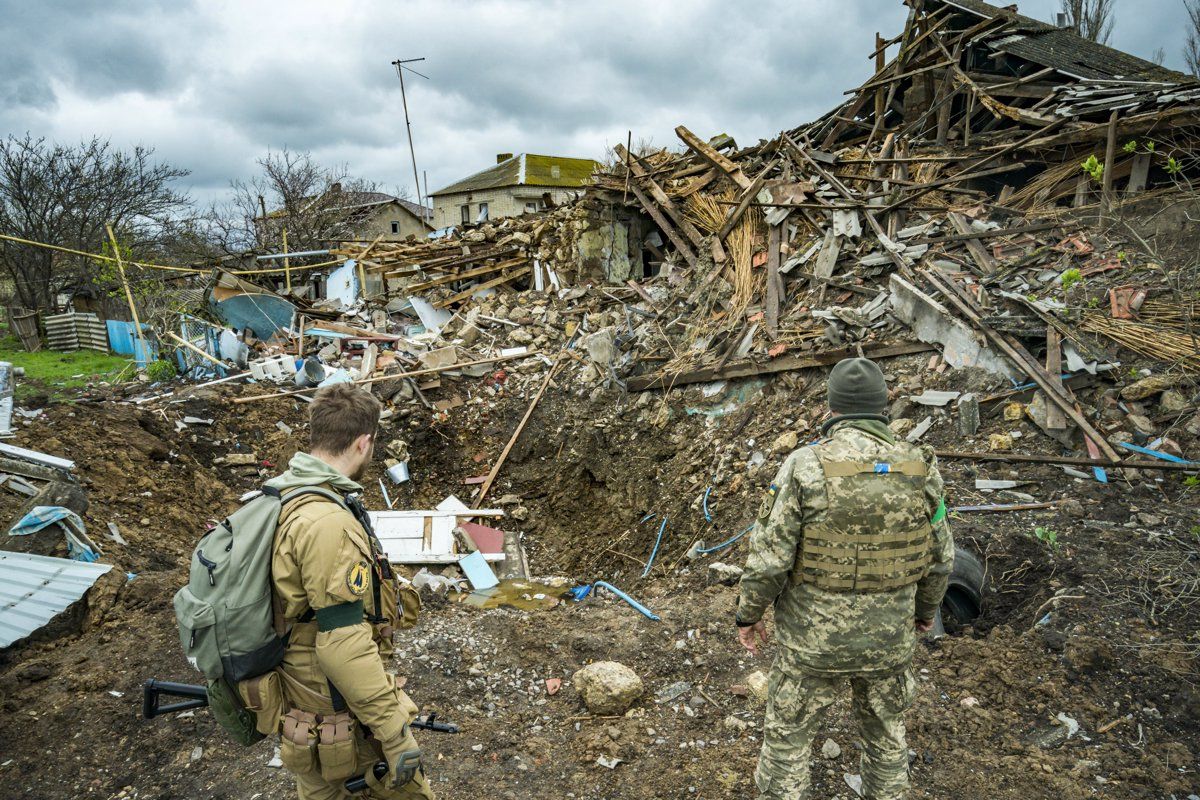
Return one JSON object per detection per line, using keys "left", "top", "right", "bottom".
{"left": 461, "top": 204, "right": 470, "bottom": 224}
{"left": 477, "top": 202, "right": 489, "bottom": 222}
{"left": 390, "top": 221, "right": 400, "bottom": 234}
{"left": 524, "top": 201, "right": 537, "bottom": 214}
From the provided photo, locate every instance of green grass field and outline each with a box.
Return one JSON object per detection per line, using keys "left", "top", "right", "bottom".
{"left": 0, "top": 332, "right": 133, "bottom": 401}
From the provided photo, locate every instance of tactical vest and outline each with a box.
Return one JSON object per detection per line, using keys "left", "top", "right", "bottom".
{"left": 794, "top": 440, "right": 933, "bottom": 592}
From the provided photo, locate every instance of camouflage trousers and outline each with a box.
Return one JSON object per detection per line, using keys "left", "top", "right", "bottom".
{"left": 755, "top": 662, "right": 916, "bottom": 800}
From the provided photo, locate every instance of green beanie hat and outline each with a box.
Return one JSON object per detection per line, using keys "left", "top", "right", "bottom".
{"left": 827, "top": 358, "right": 888, "bottom": 415}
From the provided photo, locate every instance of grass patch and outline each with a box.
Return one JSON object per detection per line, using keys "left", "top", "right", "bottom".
{"left": 0, "top": 334, "right": 134, "bottom": 402}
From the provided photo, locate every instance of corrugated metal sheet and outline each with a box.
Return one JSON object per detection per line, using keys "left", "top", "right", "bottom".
{"left": 0, "top": 550, "right": 113, "bottom": 648}
{"left": 106, "top": 319, "right": 155, "bottom": 366}
{"left": 44, "top": 312, "right": 108, "bottom": 353}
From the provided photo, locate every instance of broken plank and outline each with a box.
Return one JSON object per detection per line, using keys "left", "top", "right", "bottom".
{"left": 405, "top": 256, "right": 528, "bottom": 292}
{"left": 717, "top": 159, "right": 777, "bottom": 240}
{"left": 921, "top": 270, "right": 1120, "bottom": 461}
{"left": 625, "top": 179, "right": 698, "bottom": 267}
{"left": 627, "top": 341, "right": 933, "bottom": 392}
{"left": 674, "top": 125, "right": 752, "bottom": 190}
{"left": 433, "top": 265, "right": 531, "bottom": 309}
{"left": 475, "top": 354, "right": 564, "bottom": 507}
{"left": 948, "top": 212, "right": 997, "bottom": 274}
{"left": 935, "top": 451, "right": 1200, "bottom": 473}
{"left": 0, "top": 443, "right": 74, "bottom": 472}
{"left": 615, "top": 144, "right": 706, "bottom": 250}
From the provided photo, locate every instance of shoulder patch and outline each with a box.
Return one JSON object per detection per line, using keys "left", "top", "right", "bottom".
{"left": 345, "top": 561, "right": 370, "bottom": 596}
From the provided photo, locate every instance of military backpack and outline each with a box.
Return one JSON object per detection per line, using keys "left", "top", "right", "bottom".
{"left": 172, "top": 485, "right": 346, "bottom": 745}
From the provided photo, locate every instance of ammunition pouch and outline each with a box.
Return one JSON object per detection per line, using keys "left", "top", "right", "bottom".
{"left": 279, "top": 708, "right": 319, "bottom": 773}
{"left": 238, "top": 670, "right": 286, "bottom": 736}
{"left": 316, "top": 710, "right": 359, "bottom": 782}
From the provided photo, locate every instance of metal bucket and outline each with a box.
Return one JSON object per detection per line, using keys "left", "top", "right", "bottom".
{"left": 387, "top": 461, "right": 410, "bottom": 484}
{"left": 293, "top": 357, "right": 326, "bottom": 387}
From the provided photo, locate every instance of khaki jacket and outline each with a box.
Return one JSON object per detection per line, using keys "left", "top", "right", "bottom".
{"left": 271, "top": 488, "right": 414, "bottom": 744}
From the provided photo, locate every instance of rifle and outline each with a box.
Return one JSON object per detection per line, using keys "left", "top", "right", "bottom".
{"left": 143, "top": 679, "right": 459, "bottom": 793}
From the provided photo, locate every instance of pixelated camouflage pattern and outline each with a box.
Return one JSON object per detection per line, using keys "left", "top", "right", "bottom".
{"left": 798, "top": 449, "right": 931, "bottom": 592}
{"left": 755, "top": 662, "right": 916, "bottom": 800}
{"left": 738, "top": 418, "right": 953, "bottom": 674}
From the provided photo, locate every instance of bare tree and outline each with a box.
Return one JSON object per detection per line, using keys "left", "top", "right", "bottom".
{"left": 208, "top": 149, "right": 402, "bottom": 257}
{"left": 1059, "top": 0, "right": 1116, "bottom": 44}
{"left": 0, "top": 135, "right": 190, "bottom": 311}
{"left": 1152, "top": 46, "right": 1167, "bottom": 66}
{"left": 1186, "top": 0, "right": 1200, "bottom": 76}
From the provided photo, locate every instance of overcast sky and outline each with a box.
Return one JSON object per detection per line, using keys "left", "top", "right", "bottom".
{"left": 0, "top": 0, "right": 1191, "bottom": 209}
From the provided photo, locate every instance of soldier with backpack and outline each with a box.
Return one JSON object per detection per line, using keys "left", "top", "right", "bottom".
{"left": 174, "top": 384, "right": 432, "bottom": 799}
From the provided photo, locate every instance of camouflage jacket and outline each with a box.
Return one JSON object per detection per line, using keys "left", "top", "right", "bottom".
{"left": 737, "top": 418, "right": 954, "bottom": 674}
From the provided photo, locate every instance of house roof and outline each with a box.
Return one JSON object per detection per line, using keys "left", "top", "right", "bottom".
{"left": 932, "top": 0, "right": 1193, "bottom": 83}
{"left": 262, "top": 192, "right": 433, "bottom": 226}
{"left": 430, "top": 154, "right": 599, "bottom": 197}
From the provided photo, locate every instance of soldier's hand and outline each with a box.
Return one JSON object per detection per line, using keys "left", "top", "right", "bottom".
{"left": 738, "top": 621, "right": 768, "bottom": 655}
{"left": 915, "top": 618, "right": 934, "bottom": 633}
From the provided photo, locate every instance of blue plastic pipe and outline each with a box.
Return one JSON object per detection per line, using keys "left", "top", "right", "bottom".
{"left": 641, "top": 516, "right": 669, "bottom": 577}
{"left": 697, "top": 524, "right": 754, "bottom": 555}
{"left": 593, "top": 581, "right": 661, "bottom": 621}
{"left": 702, "top": 486, "right": 714, "bottom": 523}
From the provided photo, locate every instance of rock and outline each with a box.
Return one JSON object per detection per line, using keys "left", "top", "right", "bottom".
{"left": 1064, "top": 635, "right": 1113, "bottom": 675}
{"left": 707, "top": 562, "right": 744, "bottom": 586}
{"left": 1159, "top": 389, "right": 1190, "bottom": 414}
{"left": 1059, "top": 499, "right": 1085, "bottom": 518}
{"left": 508, "top": 328, "right": 534, "bottom": 346}
{"left": 960, "top": 696, "right": 979, "bottom": 708}
{"left": 573, "top": 661, "right": 643, "bottom": 715}
{"left": 746, "top": 670, "right": 769, "bottom": 703}
{"left": 888, "top": 418, "right": 915, "bottom": 437}
{"left": 190, "top": 746, "right": 204, "bottom": 762}
{"left": 771, "top": 431, "right": 799, "bottom": 453}
{"left": 1125, "top": 413, "right": 1155, "bottom": 436}
{"left": 1186, "top": 412, "right": 1200, "bottom": 437}
{"left": 957, "top": 393, "right": 980, "bottom": 436}
{"left": 723, "top": 715, "right": 751, "bottom": 731}
{"left": 1121, "top": 374, "right": 1174, "bottom": 401}
{"left": 822, "top": 738, "right": 842, "bottom": 759}
{"left": 988, "top": 433, "right": 1013, "bottom": 452}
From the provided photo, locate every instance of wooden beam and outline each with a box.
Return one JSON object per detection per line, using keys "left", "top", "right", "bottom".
{"left": 615, "top": 144, "right": 706, "bottom": 250}
{"left": 921, "top": 269, "right": 1120, "bottom": 461}
{"left": 1044, "top": 327, "right": 1068, "bottom": 430}
{"left": 935, "top": 450, "right": 1199, "bottom": 473}
{"left": 948, "top": 212, "right": 997, "bottom": 274}
{"left": 674, "top": 125, "right": 752, "bottom": 190}
{"left": 765, "top": 222, "right": 782, "bottom": 338}
{"left": 1102, "top": 109, "right": 1119, "bottom": 213}
{"left": 717, "top": 159, "right": 776, "bottom": 240}
{"left": 474, "top": 354, "right": 564, "bottom": 506}
{"left": 405, "top": 256, "right": 527, "bottom": 292}
{"left": 625, "top": 179, "right": 698, "bottom": 267}
{"left": 433, "top": 265, "right": 531, "bottom": 308}
{"left": 627, "top": 341, "right": 933, "bottom": 392}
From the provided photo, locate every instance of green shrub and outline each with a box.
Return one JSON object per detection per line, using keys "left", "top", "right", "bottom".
{"left": 146, "top": 359, "right": 177, "bottom": 382}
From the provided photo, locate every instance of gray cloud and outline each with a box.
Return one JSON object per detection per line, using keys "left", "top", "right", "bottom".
{"left": 0, "top": 0, "right": 1190, "bottom": 206}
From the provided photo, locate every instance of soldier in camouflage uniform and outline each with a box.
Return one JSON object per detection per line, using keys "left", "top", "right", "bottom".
{"left": 736, "top": 358, "right": 953, "bottom": 800}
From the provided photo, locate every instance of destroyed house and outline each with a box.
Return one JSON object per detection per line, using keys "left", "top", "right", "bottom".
{"left": 429, "top": 153, "right": 599, "bottom": 229}
{"left": 256, "top": 189, "right": 433, "bottom": 245}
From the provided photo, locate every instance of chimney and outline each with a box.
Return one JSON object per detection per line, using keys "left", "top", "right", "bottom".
{"left": 1055, "top": 11, "right": 1068, "bottom": 27}
{"left": 496, "top": 153, "right": 513, "bottom": 164}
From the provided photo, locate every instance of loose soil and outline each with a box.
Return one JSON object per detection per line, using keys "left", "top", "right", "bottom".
{"left": 1, "top": 358, "right": 1197, "bottom": 799}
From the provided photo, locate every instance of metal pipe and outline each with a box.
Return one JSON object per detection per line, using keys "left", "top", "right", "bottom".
{"left": 256, "top": 250, "right": 330, "bottom": 261}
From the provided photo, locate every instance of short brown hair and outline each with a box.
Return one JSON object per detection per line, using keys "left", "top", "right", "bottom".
{"left": 309, "top": 384, "right": 382, "bottom": 454}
